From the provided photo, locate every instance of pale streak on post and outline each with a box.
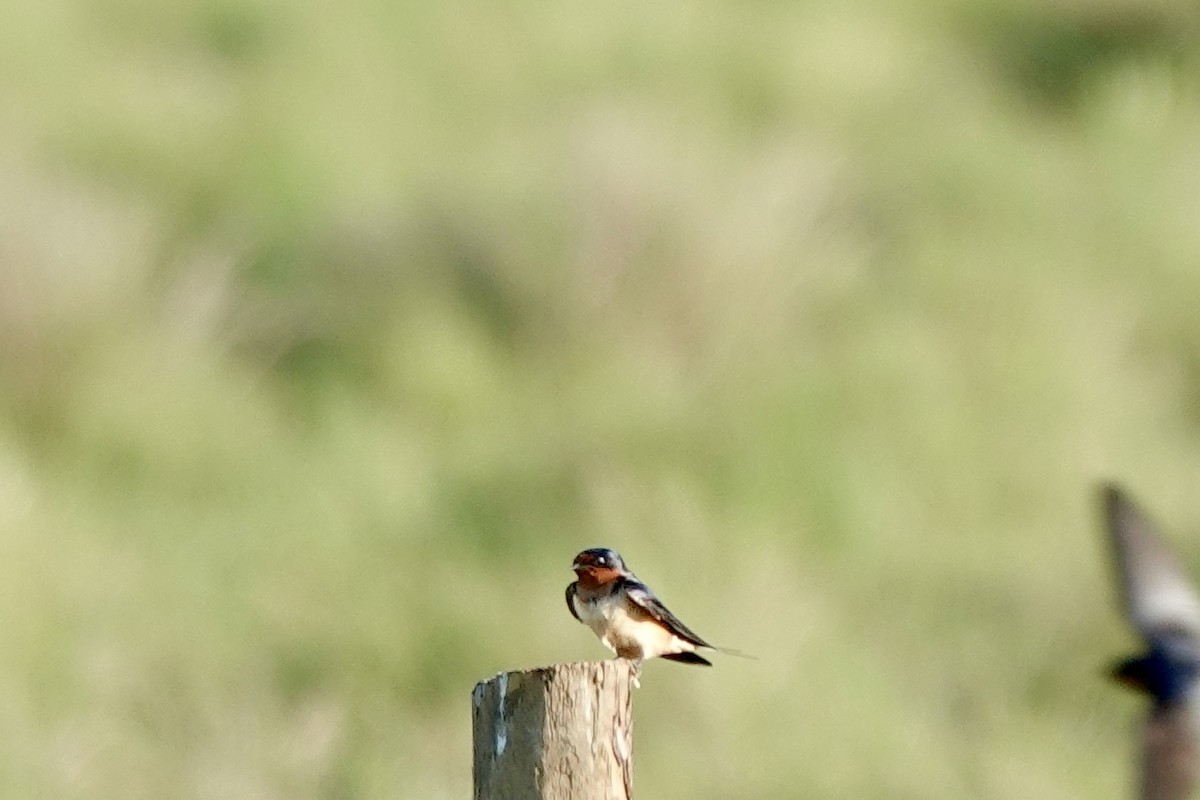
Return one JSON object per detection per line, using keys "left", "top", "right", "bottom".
{"left": 472, "top": 661, "right": 635, "bottom": 800}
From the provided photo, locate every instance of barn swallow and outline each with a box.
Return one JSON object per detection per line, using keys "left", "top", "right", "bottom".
{"left": 1101, "top": 483, "right": 1200, "bottom": 800}
{"left": 565, "top": 548, "right": 727, "bottom": 683}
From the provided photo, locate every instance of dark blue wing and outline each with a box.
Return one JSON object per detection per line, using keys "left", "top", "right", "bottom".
{"left": 622, "top": 578, "right": 713, "bottom": 649}
{"left": 565, "top": 582, "right": 582, "bottom": 622}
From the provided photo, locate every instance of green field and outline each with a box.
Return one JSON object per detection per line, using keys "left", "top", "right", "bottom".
{"left": 3, "top": 0, "right": 1200, "bottom": 797}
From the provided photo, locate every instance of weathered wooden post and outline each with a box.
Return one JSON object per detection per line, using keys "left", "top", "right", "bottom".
{"left": 472, "top": 660, "right": 635, "bottom": 800}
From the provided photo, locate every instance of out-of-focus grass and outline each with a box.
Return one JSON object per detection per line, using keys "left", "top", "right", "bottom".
{"left": 3, "top": 0, "right": 1200, "bottom": 797}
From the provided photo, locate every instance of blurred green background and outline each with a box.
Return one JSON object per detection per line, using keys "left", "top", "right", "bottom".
{"left": 3, "top": 0, "right": 1200, "bottom": 797}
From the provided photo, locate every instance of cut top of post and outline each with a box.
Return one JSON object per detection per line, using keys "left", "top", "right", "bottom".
{"left": 472, "top": 661, "right": 635, "bottom": 800}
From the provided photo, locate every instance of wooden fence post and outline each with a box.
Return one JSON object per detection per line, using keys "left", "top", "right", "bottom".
{"left": 471, "top": 660, "right": 635, "bottom": 800}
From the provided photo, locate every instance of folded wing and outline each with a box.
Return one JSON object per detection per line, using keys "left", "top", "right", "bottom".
{"left": 622, "top": 579, "right": 714, "bottom": 649}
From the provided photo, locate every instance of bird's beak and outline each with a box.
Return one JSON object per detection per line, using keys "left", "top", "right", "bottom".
{"left": 1109, "top": 658, "right": 1146, "bottom": 691}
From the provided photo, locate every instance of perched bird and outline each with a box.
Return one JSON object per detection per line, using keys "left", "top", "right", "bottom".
{"left": 1101, "top": 483, "right": 1200, "bottom": 800}
{"left": 565, "top": 548, "right": 728, "bottom": 682}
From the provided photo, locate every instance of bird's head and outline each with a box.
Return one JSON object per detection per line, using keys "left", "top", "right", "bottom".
{"left": 571, "top": 548, "right": 627, "bottom": 587}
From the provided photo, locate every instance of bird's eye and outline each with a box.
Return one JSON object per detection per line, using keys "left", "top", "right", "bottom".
{"left": 596, "top": 556, "right": 608, "bottom": 566}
